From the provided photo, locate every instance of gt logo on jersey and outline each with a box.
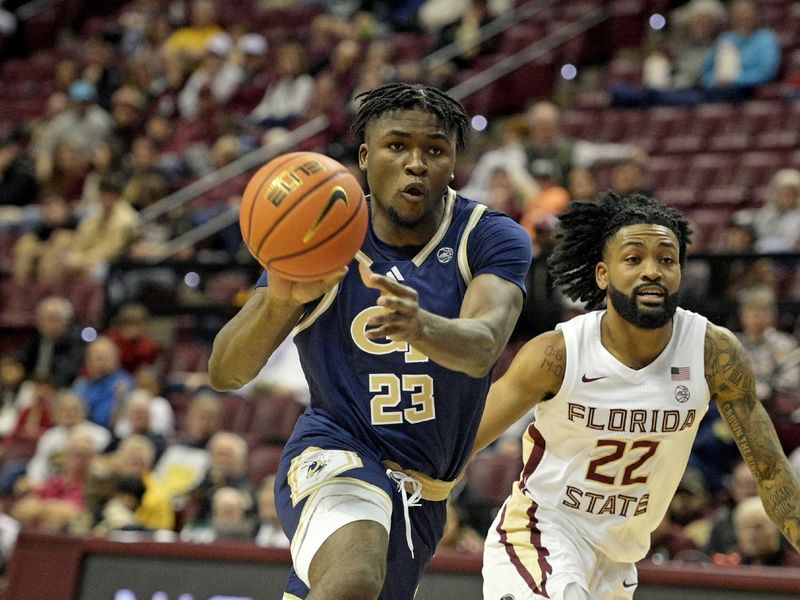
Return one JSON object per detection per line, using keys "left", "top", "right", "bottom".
{"left": 350, "top": 306, "right": 428, "bottom": 363}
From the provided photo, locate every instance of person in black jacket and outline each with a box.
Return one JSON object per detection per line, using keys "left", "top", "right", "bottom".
{"left": 0, "top": 128, "right": 38, "bottom": 211}
{"left": 17, "top": 296, "right": 85, "bottom": 388}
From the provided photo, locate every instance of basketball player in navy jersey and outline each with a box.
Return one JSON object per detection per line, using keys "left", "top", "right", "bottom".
{"left": 474, "top": 192, "right": 800, "bottom": 600}
{"left": 209, "top": 82, "right": 532, "bottom": 600}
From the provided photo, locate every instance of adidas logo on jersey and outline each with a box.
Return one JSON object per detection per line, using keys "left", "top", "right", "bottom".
{"left": 385, "top": 266, "right": 404, "bottom": 281}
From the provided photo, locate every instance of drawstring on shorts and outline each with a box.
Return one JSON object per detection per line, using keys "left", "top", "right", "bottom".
{"left": 386, "top": 468, "right": 422, "bottom": 558}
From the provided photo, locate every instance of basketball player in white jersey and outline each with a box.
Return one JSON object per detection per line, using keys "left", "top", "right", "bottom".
{"left": 474, "top": 192, "right": 800, "bottom": 600}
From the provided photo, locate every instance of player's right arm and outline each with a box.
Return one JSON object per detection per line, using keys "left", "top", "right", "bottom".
{"left": 208, "top": 268, "right": 345, "bottom": 391}
{"left": 472, "top": 329, "right": 566, "bottom": 454}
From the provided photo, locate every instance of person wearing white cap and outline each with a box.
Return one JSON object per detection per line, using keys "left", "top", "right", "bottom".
{"left": 178, "top": 32, "right": 244, "bottom": 119}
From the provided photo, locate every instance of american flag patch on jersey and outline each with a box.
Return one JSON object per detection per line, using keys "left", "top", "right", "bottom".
{"left": 671, "top": 366, "right": 690, "bottom": 380}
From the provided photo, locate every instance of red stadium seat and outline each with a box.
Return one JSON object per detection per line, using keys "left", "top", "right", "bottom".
{"left": 245, "top": 393, "right": 305, "bottom": 445}
{"left": 246, "top": 444, "right": 284, "bottom": 488}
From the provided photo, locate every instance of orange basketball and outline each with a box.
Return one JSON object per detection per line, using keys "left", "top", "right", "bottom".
{"left": 240, "top": 151, "right": 368, "bottom": 282}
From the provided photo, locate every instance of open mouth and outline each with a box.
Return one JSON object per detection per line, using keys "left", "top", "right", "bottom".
{"left": 401, "top": 183, "right": 427, "bottom": 200}
{"left": 636, "top": 286, "right": 666, "bottom": 305}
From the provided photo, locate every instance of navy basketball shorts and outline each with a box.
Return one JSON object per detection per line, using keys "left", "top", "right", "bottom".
{"left": 275, "top": 414, "right": 447, "bottom": 600}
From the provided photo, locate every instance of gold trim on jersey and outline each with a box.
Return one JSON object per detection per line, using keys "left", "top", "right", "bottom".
{"left": 382, "top": 460, "right": 459, "bottom": 501}
{"left": 457, "top": 203, "right": 488, "bottom": 285}
{"left": 292, "top": 284, "right": 340, "bottom": 335}
{"left": 355, "top": 250, "right": 373, "bottom": 267}
{"left": 411, "top": 187, "right": 456, "bottom": 267}
{"left": 283, "top": 595, "right": 303, "bottom": 600}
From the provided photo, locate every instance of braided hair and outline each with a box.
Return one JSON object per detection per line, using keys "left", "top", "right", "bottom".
{"left": 351, "top": 82, "right": 470, "bottom": 150}
{"left": 547, "top": 191, "right": 692, "bottom": 310}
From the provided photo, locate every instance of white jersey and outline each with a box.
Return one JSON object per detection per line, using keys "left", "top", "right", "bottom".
{"left": 512, "top": 308, "right": 710, "bottom": 563}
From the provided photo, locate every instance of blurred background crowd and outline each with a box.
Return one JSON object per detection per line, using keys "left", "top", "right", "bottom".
{"left": 1, "top": 0, "right": 800, "bottom": 583}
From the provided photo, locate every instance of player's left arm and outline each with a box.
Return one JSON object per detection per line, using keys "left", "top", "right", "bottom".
{"left": 706, "top": 322, "right": 800, "bottom": 552}
{"left": 361, "top": 262, "right": 523, "bottom": 378}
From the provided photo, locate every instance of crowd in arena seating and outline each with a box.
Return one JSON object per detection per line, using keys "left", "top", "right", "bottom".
{"left": 1, "top": 0, "right": 800, "bottom": 577}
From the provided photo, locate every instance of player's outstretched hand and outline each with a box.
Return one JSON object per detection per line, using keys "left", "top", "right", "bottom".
{"left": 268, "top": 267, "right": 348, "bottom": 305}
{"left": 359, "top": 261, "right": 422, "bottom": 342}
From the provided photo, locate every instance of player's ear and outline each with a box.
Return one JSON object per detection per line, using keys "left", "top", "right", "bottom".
{"left": 595, "top": 262, "right": 608, "bottom": 290}
{"left": 358, "top": 143, "right": 368, "bottom": 172}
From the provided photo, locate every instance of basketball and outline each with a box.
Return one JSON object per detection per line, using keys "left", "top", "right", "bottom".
{"left": 240, "top": 151, "right": 368, "bottom": 282}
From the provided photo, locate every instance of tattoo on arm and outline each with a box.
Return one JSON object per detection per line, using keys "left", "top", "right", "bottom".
{"left": 539, "top": 345, "right": 565, "bottom": 377}
{"left": 708, "top": 326, "right": 800, "bottom": 551}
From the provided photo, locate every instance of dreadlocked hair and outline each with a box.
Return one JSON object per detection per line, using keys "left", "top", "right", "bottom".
{"left": 350, "top": 82, "right": 470, "bottom": 150}
{"left": 547, "top": 191, "right": 692, "bottom": 311}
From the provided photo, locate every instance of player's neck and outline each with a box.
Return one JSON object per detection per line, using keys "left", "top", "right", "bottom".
{"left": 370, "top": 201, "right": 445, "bottom": 247}
{"left": 600, "top": 311, "right": 674, "bottom": 370}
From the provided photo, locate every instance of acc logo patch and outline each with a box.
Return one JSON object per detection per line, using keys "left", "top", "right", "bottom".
{"left": 437, "top": 247, "right": 454, "bottom": 263}
{"left": 674, "top": 385, "right": 690, "bottom": 403}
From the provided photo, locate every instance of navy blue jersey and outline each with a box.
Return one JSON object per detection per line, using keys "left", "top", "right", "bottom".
{"left": 258, "top": 189, "right": 531, "bottom": 481}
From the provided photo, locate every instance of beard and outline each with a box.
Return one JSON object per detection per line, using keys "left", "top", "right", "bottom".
{"left": 386, "top": 205, "right": 424, "bottom": 229}
{"left": 608, "top": 283, "right": 680, "bottom": 329}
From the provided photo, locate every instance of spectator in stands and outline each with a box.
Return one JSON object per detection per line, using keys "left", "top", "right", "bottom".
{"left": 178, "top": 33, "right": 244, "bottom": 120}
{"left": 459, "top": 114, "right": 536, "bottom": 207}
{"left": 115, "top": 369, "right": 175, "bottom": 440}
{"left": 185, "top": 486, "right": 254, "bottom": 543}
{"left": 152, "top": 390, "right": 222, "bottom": 499}
{"left": 39, "top": 138, "right": 91, "bottom": 204}
{"left": 10, "top": 430, "right": 96, "bottom": 532}
{"left": 162, "top": 0, "right": 224, "bottom": 61}
{"left": 248, "top": 40, "right": 315, "bottom": 130}
{"left": 0, "top": 375, "right": 56, "bottom": 458}
{"left": 109, "top": 86, "right": 147, "bottom": 151}
{"left": 609, "top": 158, "right": 653, "bottom": 197}
{"left": 21, "top": 391, "right": 110, "bottom": 492}
{"left": 426, "top": 0, "right": 496, "bottom": 69}
{"left": 565, "top": 167, "right": 599, "bottom": 201}
{"left": 648, "top": 511, "right": 700, "bottom": 561}
{"left": 34, "top": 80, "right": 113, "bottom": 184}
{"left": 72, "top": 336, "right": 135, "bottom": 430}
{"left": 80, "top": 139, "right": 125, "bottom": 210}
{"left": 519, "top": 159, "right": 570, "bottom": 240}
{"left": 254, "top": 474, "right": 289, "bottom": 548}
{"left": 226, "top": 33, "right": 270, "bottom": 115}
{"left": 667, "top": 467, "right": 714, "bottom": 551}
{"left": 105, "top": 390, "right": 167, "bottom": 460}
{"left": 92, "top": 475, "right": 147, "bottom": 535}
{"left": 752, "top": 168, "right": 800, "bottom": 253}
{"left": 735, "top": 286, "right": 800, "bottom": 403}
{"left": 721, "top": 496, "right": 800, "bottom": 567}
{"left": 100, "top": 434, "right": 174, "bottom": 531}
{"left": 523, "top": 101, "right": 644, "bottom": 186}
{"left": 121, "top": 137, "right": 170, "bottom": 211}
{"left": 0, "top": 356, "right": 26, "bottom": 437}
{"left": 610, "top": 0, "right": 726, "bottom": 107}
{"left": 481, "top": 167, "right": 525, "bottom": 221}
{"left": 17, "top": 296, "right": 85, "bottom": 388}
{"left": 105, "top": 303, "right": 161, "bottom": 375}
{"left": 60, "top": 174, "right": 139, "bottom": 281}
{"left": 12, "top": 194, "right": 78, "bottom": 284}
{"left": 707, "top": 460, "right": 758, "bottom": 554}
{"left": 81, "top": 36, "right": 125, "bottom": 112}
{"left": 185, "top": 431, "right": 255, "bottom": 526}
{"left": 0, "top": 127, "right": 39, "bottom": 215}
{"left": 701, "top": 0, "right": 781, "bottom": 102}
